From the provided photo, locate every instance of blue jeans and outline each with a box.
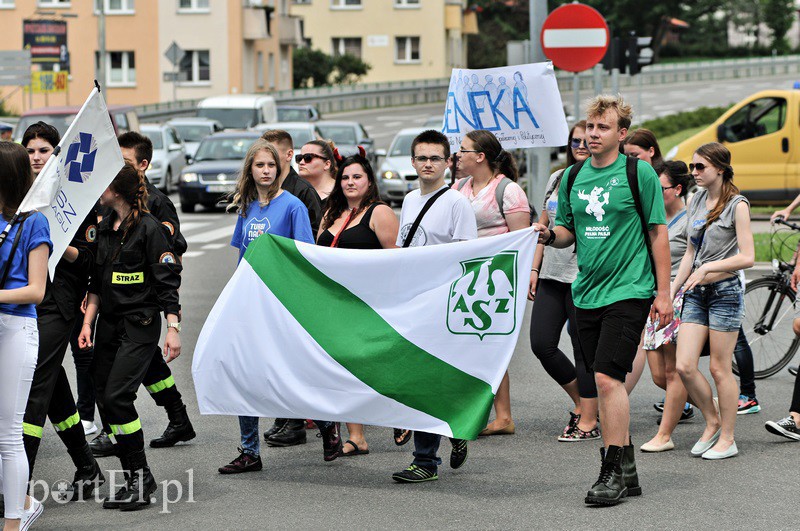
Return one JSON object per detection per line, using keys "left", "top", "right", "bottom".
{"left": 238, "top": 416, "right": 335, "bottom": 457}
{"left": 412, "top": 431, "right": 442, "bottom": 471}
{"left": 682, "top": 277, "right": 744, "bottom": 332}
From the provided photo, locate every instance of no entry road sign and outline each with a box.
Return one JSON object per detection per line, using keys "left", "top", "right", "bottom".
{"left": 541, "top": 3, "right": 609, "bottom": 73}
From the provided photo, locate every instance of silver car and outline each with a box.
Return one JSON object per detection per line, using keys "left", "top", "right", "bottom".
{"left": 140, "top": 123, "right": 187, "bottom": 194}
{"left": 377, "top": 127, "right": 453, "bottom": 204}
{"left": 315, "top": 120, "right": 377, "bottom": 168}
{"left": 167, "top": 117, "right": 224, "bottom": 158}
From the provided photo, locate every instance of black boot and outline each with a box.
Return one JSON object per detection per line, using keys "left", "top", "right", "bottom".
{"left": 266, "top": 419, "right": 307, "bottom": 447}
{"left": 585, "top": 445, "right": 628, "bottom": 506}
{"left": 264, "top": 418, "right": 288, "bottom": 441}
{"left": 117, "top": 450, "right": 157, "bottom": 511}
{"left": 64, "top": 444, "right": 106, "bottom": 502}
{"left": 318, "top": 422, "right": 342, "bottom": 462}
{"left": 89, "top": 430, "right": 117, "bottom": 457}
{"left": 102, "top": 455, "right": 130, "bottom": 510}
{"left": 150, "top": 403, "right": 196, "bottom": 448}
{"left": 622, "top": 440, "right": 642, "bottom": 496}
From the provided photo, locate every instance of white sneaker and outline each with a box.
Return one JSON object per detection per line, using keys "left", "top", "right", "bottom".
{"left": 82, "top": 420, "right": 98, "bottom": 436}
{"left": 20, "top": 497, "right": 43, "bottom": 531}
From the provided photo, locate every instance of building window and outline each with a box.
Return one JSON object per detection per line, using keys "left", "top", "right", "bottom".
{"left": 330, "top": 0, "right": 361, "bottom": 9}
{"left": 178, "top": 0, "right": 209, "bottom": 12}
{"left": 395, "top": 36, "right": 420, "bottom": 64}
{"left": 0, "top": 0, "right": 15, "bottom": 9}
{"left": 179, "top": 50, "right": 210, "bottom": 84}
{"left": 94, "top": 0, "right": 135, "bottom": 14}
{"left": 257, "top": 51, "right": 264, "bottom": 88}
{"left": 332, "top": 37, "right": 362, "bottom": 59}
{"left": 394, "top": 0, "right": 419, "bottom": 7}
{"left": 38, "top": 0, "right": 70, "bottom": 7}
{"left": 96, "top": 51, "right": 136, "bottom": 86}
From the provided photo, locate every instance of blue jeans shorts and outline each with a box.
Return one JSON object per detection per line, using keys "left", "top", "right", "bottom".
{"left": 681, "top": 276, "right": 744, "bottom": 332}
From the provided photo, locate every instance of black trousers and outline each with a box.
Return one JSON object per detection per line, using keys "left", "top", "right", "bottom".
{"left": 92, "top": 315, "right": 160, "bottom": 456}
{"left": 791, "top": 367, "right": 800, "bottom": 414}
{"left": 69, "top": 317, "right": 96, "bottom": 421}
{"left": 23, "top": 310, "right": 87, "bottom": 476}
{"left": 142, "top": 345, "right": 182, "bottom": 408}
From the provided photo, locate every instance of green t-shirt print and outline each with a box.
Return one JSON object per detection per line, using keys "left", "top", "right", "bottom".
{"left": 555, "top": 154, "right": 666, "bottom": 309}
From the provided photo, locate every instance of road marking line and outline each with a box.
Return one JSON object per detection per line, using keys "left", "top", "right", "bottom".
{"left": 182, "top": 251, "right": 204, "bottom": 258}
{"left": 202, "top": 243, "right": 227, "bottom": 250}
{"left": 180, "top": 221, "right": 214, "bottom": 232}
{"left": 186, "top": 226, "right": 235, "bottom": 244}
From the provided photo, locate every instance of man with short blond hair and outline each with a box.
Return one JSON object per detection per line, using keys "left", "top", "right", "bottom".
{"left": 533, "top": 95, "right": 673, "bottom": 505}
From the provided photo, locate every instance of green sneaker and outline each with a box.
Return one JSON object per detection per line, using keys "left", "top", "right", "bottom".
{"left": 392, "top": 464, "right": 438, "bottom": 483}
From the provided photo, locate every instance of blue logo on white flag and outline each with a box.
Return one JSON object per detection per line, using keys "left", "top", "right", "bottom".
{"left": 64, "top": 132, "right": 97, "bottom": 183}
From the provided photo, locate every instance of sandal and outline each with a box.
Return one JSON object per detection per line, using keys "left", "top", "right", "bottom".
{"left": 393, "top": 428, "right": 412, "bottom": 446}
{"left": 340, "top": 439, "right": 369, "bottom": 457}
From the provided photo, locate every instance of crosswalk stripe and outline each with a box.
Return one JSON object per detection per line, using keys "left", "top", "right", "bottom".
{"left": 182, "top": 251, "right": 204, "bottom": 258}
{"left": 202, "top": 243, "right": 227, "bottom": 250}
{"left": 186, "top": 226, "right": 235, "bottom": 244}
{"left": 180, "top": 221, "right": 214, "bottom": 232}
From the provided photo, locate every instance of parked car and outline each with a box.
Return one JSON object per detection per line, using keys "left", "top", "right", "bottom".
{"left": 251, "top": 121, "right": 323, "bottom": 170}
{"left": 13, "top": 104, "right": 139, "bottom": 142}
{"left": 277, "top": 104, "right": 321, "bottom": 122}
{"left": 197, "top": 94, "right": 278, "bottom": 129}
{"left": 167, "top": 117, "right": 223, "bottom": 158}
{"left": 315, "top": 120, "right": 377, "bottom": 168}
{"left": 666, "top": 88, "right": 799, "bottom": 203}
{"left": 423, "top": 116, "right": 443, "bottom": 129}
{"left": 376, "top": 127, "right": 451, "bottom": 204}
{"left": 140, "top": 123, "right": 187, "bottom": 194}
{"left": 178, "top": 131, "right": 260, "bottom": 213}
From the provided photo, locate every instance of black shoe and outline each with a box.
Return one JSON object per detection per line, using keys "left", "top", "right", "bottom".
{"left": 63, "top": 444, "right": 105, "bottom": 502}
{"left": 657, "top": 404, "right": 695, "bottom": 425}
{"left": 115, "top": 451, "right": 157, "bottom": 511}
{"left": 653, "top": 401, "right": 665, "bottom": 413}
{"left": 621, "top": 441, "right": 642, "bottom": 497}
{"left": 89, "top": 431, "right": 116, "bottom": 458}
{"left": 789, "top": 365, "right": 798, "bottom": 376}
{"left": 150, "top": 404, "right": 196, "bottom": 448}
{"left": 264, "top": 418, "right": 288, "bottom": 441}
{"left": 218, "top": 448, "right": 263, "bottom": 474}
{"left": 585, "top": 446, "right": 628, "bottom": 506}
{"left": 266, "top": 419, "right": 307, "bottom": 447}
{"left": 765, "top": 416, "right": 800, "bottom": 441}
{"left": 318, "top": 422, "right": 342, "bottom": 461}
{"left": 449, "top": 438, "right": 468, "bottom": 469}
{"left": 392, "top": 464, "right": 438, "bottom": 483}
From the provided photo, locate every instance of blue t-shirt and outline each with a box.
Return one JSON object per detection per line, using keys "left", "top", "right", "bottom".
{"left": 231, "top": 191, "right": 314, "bottom": 262}
{"left": 0, "top": 212, "right": 53, "bottom": 318}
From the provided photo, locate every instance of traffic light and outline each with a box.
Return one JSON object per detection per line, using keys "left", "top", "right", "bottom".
{"left": 627, "top": 32, "right": 654, "bottom": 76}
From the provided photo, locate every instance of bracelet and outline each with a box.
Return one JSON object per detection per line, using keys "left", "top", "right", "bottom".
{"left": 544, "top": 230, "right": 557, "bottom": 246}
{"left": 531, "top": 268, "right": 540, "bottom": 273}
{"left": 82, "top": 322, "right": 92, "bottom": 328}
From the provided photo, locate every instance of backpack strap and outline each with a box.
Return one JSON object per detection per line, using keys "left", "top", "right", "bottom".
{"left": 494, "top": 177, "right": 512, "bottom": 219}
{"left": 455, "top": 177, "right": 471, "bottom": 191}
{"left": 402, "top": 188, "right": 449, "bottom": 248}
{"left": 565, "top": 159, "right": 587, "bottom": 197}
{"left": 0, "top": 213, "right": 29, "bottom": 290}
{"left": 625, "top": 156, "right": 657, "bottom": 283}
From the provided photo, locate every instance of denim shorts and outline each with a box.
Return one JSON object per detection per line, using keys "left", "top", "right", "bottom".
{"left": 681, "top": 276, "right": 744, "bottom": 332}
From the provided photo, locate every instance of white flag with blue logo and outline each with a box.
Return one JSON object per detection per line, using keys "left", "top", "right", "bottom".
{"left": 19, "top": 87, "right": 124, "bottom": 277}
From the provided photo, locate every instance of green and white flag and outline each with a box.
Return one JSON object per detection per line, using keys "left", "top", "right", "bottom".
{"left": 192, "top": 228, "right": 536, "bottom": 440}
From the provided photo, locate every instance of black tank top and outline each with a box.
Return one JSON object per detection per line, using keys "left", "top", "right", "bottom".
{"left": 317, "top": 203, "right": 383, "bottom": 250}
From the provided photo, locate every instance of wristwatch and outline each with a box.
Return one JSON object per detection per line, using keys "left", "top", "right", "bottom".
{"left": 544, "top": 230, "right": 557, "bottom": 247}
{"left": 167, "top": 322, "right": 181, "bottom": 333}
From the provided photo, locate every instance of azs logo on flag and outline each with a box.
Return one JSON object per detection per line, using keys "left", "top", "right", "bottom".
{"left": 447, "top": 251, "right": 518, "bottom": 340}
{"left": 63, "top": 132, "right": 98, "bottom": 184}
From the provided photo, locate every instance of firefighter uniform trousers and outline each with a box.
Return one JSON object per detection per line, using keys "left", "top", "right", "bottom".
{"left": 22, "top": 310, "right": 86, "bottom": 474}
{"left": 92, "top": 314, "right": 161, "bottom": 454}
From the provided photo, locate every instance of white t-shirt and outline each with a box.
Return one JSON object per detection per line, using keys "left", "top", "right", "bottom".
{"left": 396, "top": 185, "right": 478, "bottom": 247}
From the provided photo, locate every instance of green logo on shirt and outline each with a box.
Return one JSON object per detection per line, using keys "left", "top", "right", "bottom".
{"left": 447, "top": 251, "right": 518, "bottom": 340}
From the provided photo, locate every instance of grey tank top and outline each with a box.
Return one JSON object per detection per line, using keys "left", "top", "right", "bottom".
{"left": 686, "top": 189, "right": 749, "bottom": 269}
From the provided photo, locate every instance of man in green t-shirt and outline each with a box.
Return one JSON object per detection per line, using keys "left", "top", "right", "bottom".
{"left": 533, "top": 95, "right": 673, "bottom": 506}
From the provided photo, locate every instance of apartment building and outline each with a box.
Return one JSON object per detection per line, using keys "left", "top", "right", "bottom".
{"left": 292, "top": 0, "right": 478, "bottom": 83}
{"left": 0, "top": 0, "right": 303, "bottom": 113}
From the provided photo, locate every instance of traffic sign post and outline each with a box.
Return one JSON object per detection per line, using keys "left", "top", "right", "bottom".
{"left": 541, "top": 3, "right": 610, "bottom": 120}
{"left": 164, "top": 41, "right": 185, "bottom": 102}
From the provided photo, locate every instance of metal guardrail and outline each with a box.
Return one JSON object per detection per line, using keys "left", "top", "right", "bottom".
{"left": 134, "top": 54, "right": 800, "bottom": 121}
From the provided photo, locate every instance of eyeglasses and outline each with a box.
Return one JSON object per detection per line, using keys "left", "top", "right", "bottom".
{"left": 661, "top": 185, "right": 677, "bottom": 192}
{"left": 689, "top": 162, "right": 707, "bottom": 172}
{"left": 295, "top": 153, "right": 328, "bottom": 164}
{"left": 570, "top": 138, "right": 589, "bottom": 149}
{"left": 412, "top": 156, "right": 447, "bottom": 164}
{"left": 458, "top": 149, "right": 480, "bottom": 153}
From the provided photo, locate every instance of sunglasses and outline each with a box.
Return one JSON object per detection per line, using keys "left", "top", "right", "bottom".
{"left": 689, "top": 162, "right": 708, "bottom": 172}
{"left": 570, "top": 138, "right": 589, "bottom": 149}
{"left": 295, "top": 153, "right": 328, "bottom": 164}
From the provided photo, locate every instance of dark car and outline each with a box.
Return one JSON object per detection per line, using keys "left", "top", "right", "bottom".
{"left": 178, "top": 131, "right": 260, "bottom": 213}
{"left": 277, "top": 104, "right": 321, "bottom": 122}
{"left": 13, "top": 104, "right": 139, "bottom": 142}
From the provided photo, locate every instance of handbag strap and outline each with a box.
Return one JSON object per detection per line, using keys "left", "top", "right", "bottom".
{"left": 0, "top": 214, "right": 28, "bottom": 290}
{"left": 402, "top": 187, "right": 448, "bottom": 248}
{"left": 329, "top": 207, "right": 358, "bottom": 248}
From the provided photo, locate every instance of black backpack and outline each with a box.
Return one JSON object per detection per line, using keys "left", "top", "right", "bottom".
{"left": 565, "top": 156, "right": 656, "bottom": 283}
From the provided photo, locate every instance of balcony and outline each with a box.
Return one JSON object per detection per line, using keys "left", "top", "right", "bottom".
{"left": 279, "top": 15, "right": 304, "bottom": 47}
{"left": 243, "top": 7, "right": 270, "bottom": 40}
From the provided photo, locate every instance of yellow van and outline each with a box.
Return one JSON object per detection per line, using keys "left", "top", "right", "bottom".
{"left": 666, "top": 89, "right": 799, "bottom": 203}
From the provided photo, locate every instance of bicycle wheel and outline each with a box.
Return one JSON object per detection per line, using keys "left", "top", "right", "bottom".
{"left": 738, "top": 276, "right": 800, "bottom": 379}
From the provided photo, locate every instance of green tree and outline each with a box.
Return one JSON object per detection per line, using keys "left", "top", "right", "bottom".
{"left": 292, "top": 47, "right": 334, "bottom": 88}
{"left": 331, "top": 53, "right": 372, "bottom": 85}
{"left": 761, "top": 0, "right": 795, "bottom": 52}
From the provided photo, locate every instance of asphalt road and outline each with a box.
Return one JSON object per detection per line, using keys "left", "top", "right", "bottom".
{"left": 18, "top": 203, "right": 800, "bottom": 531}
